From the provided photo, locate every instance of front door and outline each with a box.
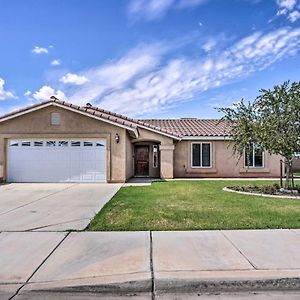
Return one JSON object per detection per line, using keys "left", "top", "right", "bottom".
{"left": 135, "top": 146, "right": 149, "bottom": 176}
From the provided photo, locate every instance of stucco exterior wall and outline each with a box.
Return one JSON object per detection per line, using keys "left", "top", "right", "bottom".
{"left": 0, "top": 106, "right": 127, "bottom": 182}
{"left": 174, "top": 140, "right": 281, "bottom": 178}
{"left": 0, "top": 137, "right": 4, "bottom": 180}
{"left": 125, "top": 132, "right": 134, "bottom": 180}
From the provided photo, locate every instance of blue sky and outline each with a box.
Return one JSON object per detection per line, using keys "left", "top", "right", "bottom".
{"left": 0, "top": 0, "right": 300, "bottom": 118}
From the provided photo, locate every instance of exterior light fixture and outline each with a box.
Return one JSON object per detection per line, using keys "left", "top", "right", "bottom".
{"left": 115, "top": 133, "right": 120, "bottom": 144}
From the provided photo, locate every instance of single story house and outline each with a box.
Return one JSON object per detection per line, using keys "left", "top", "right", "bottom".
{"left": 0, "top": 97, "right": 281, "bottom": 183}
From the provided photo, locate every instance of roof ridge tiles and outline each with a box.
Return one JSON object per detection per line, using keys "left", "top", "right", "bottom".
{"left": 0, "top": 98, "right": 229, "bottom": 138}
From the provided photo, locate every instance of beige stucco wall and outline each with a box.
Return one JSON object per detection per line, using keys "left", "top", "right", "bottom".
{"left": 174, "top": 140, "right": 281, "bottom": 178}
{"left": 125, "top": 132, "right": 134, "bottom": 180}
{"left": 0, "top": 106, "right": 127, "bottom": 182}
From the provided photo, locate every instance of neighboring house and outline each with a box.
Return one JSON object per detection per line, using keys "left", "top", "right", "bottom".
{"left": 293, "top": 152, "right": 300, "bottom": 172}
{"left": 0, "top": 97, "right": 281, "bottom": 183}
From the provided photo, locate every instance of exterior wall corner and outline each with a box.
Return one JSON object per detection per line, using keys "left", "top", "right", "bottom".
{"left": 159, "top": 144, "right": 174, "bottom": 179}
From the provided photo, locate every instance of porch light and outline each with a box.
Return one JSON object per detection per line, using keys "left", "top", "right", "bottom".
{"left": 115, "top": 133, "right": 120, "bottom": 144}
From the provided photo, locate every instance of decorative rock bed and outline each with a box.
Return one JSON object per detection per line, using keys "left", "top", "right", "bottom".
{"left": 223, "top": 186, "right": 300, "bottom": 200}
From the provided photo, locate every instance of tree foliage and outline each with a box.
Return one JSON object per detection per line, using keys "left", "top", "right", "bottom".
{"left": 255, "top": 81, "right": 300, "bottom": 160}
{"left": 218, "top": 81, "right": 300, "bottom": 187}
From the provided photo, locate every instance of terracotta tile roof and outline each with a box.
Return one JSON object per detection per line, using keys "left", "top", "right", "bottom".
{"left": 0, "top": 98, "right": 137, "bottom": 130}
{"left": 82, "top": 104, "right": 182, "bottom": 138}
{"left": 0, "top": 97, "right": 230, "bottom": 138}
{"left": 137, "top": 118, "right": 230, "bottom": 137}
{"left": 82, "top": 106, "right": 229, "bottom": 138}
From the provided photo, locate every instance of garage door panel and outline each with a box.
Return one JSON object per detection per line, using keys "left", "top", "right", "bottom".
{"left": 7, "top": 140, "right": 106, "bottom": 183}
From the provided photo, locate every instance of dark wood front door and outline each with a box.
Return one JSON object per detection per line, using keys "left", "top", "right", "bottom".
{"left": 135, "top": 146, "right": 149, "bottom": 176}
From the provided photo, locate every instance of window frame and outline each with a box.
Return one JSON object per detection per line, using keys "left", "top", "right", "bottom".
{"left": 191, "top": 142, "right": 212, "bottom": 168}
{"left": 21, "top": 141, "right": 31, "bottom": 147}
{"left": 58, "top": 141, "right": 69, "bottom": 147}
{"left": 71, "top": 141, "right": 81, "bottom": 147}
{"left": 51, "top": 112, "right": 61, "bottom": 125}
{"left": 34, "top": 141, "right": 44, "bottom": 147}
{"left": 83, "top": 141, "right": 93, "bottom": 147}
{"left": 153, "top": 145, "right": 159, "bottom": 168}
{"left": 9, "top": 140, "right": 19, "bottom": 147}
{"left": 244, "top": 144, "right": 265, "bottom": 168}
{"left": 46, "top": 141, "right": 56, "bottom": 147}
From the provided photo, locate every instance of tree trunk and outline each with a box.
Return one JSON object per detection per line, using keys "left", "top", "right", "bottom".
{"left": 285, "top": 159, "right": 292, "bottom": 189}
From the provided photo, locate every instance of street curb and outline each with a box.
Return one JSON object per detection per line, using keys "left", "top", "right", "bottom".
{"left": 20, "top": 279, "right": 152, "bottom": 296}
{"left": 155, "top": 277, "right": 300, "bottom": 294}
{"left": 19, "top": 277, "right": 300, "bottom": 296}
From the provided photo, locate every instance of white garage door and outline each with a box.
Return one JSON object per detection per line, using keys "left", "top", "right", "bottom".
{"left": 7, "top": 139, "right": 106, "bottom": 183}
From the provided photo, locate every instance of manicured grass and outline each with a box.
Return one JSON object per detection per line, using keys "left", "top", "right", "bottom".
{"left": 88, "top": 180, "right": 300, "bottom": 231}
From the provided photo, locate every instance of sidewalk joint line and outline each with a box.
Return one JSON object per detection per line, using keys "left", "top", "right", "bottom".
{"left": 221, "top": 231, "right": 258, "bottom": 270}
{"left": 150, "top": 231, "right": 156, "bottom": 300}
{"left": 8, "top": 231, "right": 71, "bottom": 300}
{"left": 26, "top": 217, "right": 90, "bottom": 232}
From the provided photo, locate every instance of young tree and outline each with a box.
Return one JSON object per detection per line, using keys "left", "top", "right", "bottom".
{"left": 218, "top": 81, "right": 300, "bottom": 188}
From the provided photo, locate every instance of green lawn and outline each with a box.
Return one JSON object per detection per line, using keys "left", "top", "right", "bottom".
{"left": 88, "top": 180, "right": 300, "bottom": 231}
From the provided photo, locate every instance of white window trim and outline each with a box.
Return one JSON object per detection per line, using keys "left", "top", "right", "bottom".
{"left": 153, "top": 145, "right": 158, "bottom": 168}
{"left": 243, "top": 144, "right": 265, "bottom": 168}
{"left": 51, "top": 112, "right": 61, "bottom": 125}
{"left": 191, "top": 142, "right": 212, "bottom": 168}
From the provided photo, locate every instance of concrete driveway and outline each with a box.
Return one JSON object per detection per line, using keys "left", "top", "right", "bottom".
{"left": 0, "top": 183, "right": 121, "bottom": 231}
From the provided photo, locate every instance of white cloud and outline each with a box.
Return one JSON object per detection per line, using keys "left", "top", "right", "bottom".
{"left": 66, "top": 44, "right": 165, "bottom": 105}
{"left": 277, "top": 8, "right": 288, "bottom": 15}
{"left": 32, "top": 86, "right": 67, "bottom": 102}
{"left": 62, "top": 27, "right": 300, "bottom": 116}
{"left": 32, "top": 46, "right": 49, "bottom": 54}
{"left": 202, "top": 38, "right": 218, "bottom": 52}
{"left": 128, "top": 0, "right": 208, "bottom": 21}
{"left": 288, "top": 10, "right": 300, "bottom": 21}
{"left": 51, "top": 59, "right": 61, "bottom": 66}
{"left": 201, "top": 34, "right": 229, "bottom": 52}
{"left": 128, "top": 0, "right": 174, "bottom": 20}
{"left": 24, "top": 90, "right": 32, "bottom": 97}
{"left": 176, "top": 0, "right": 208, "bottom": 8}
{"left": 274, "top": 0, "right": 299, "bottom": 22}
{"left": 0, "top": 78, "right": 16, "bottom": 100}
{"left": 60, "top": 73, "right": 89, "bottom": 85}
{"left": 277, "top": 0, "right": 297, "bottom": 10}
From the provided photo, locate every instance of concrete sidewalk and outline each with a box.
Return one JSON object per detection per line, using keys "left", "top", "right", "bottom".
{"left": 0, "top": 230, "right": 299, "bottom": 299}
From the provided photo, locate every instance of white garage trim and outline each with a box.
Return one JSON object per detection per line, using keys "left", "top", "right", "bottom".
{"left": 7, "top": 139, "right": 107, "bottom": 183}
